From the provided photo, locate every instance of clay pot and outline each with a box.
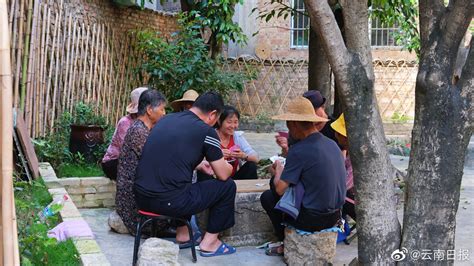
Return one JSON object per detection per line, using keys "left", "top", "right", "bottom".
{"left": 69, "top": 125, "right": 104, "bottom": 163}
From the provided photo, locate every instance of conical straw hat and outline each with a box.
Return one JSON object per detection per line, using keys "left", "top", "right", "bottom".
{"left": 171, "top": 90, "right": 199, "bottom": 111}
{"left": 272, "top": 97, "right": 329, "bottom": 122}
{"left": 331, "top": 113, "right": 347, "bottom": 137}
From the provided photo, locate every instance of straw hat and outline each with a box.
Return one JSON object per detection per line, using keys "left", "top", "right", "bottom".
{"left": 126, "top": 87, "right": 148, "bottom": 114}
{"left": 272, "top": 97, "right": 329, "bottom": 122}
{"left": 331, "top": 113, "right": 347, "bottom": 137}
{"left": 170, "top": 90, "right": 199, "bottom": 111}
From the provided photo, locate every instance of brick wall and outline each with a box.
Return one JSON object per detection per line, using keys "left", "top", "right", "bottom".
{"left": 255, "top": 1, "right": 307, "bottom": 60}
{"left": 47, "top": 0, "right": 178, "bottom": 37}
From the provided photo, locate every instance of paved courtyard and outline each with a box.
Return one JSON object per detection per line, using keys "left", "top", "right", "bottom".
{"left": 80, "top": 133, "right": 474, "bottom": 265}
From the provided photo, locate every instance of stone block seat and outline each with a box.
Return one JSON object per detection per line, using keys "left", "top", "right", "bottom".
{"left": 197, "top": 179, "right": 276, "bottom": 246}
{"left": 284, "top": 228, "right": 337, "bottom": 265}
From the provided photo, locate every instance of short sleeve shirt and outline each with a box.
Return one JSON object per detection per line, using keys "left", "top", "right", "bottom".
{"left": 134, "top": 111, "right": 223, "bottom": 199}
{"left": 281, "top": 132, "right": 346, "bottom": 214}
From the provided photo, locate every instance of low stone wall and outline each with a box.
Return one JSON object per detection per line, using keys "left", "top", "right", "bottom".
{"left": 384, "top": 122, "right": 414, "bottom": 136}
{"left": 44, "top": 184, "right": 110, "bottom": 265}
{"left": 40, "top": 163, "right": 116, "bottom": 208}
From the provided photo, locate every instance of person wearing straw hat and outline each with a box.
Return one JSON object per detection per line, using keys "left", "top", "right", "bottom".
{"left": 260, "top": 97, "right": 346, "bottom": 256}
{"left": 331, "top": 114, "right": 356, "bottom": 220}
{"left": 101, "top": 86, "right": 148, "bottom": 180}
{"left": 275, "top": 90, "right": 338, "bottom": 157}
{"left": 171, "top": 89, "right": 200, "bottom": 112}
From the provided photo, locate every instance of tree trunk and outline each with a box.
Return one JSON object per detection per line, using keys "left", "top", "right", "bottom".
{"left": 308, "top": 26, "right": 331, "bottom": 103}
{"left": 208, "top": 31, "right": 221, "bottom": 59}
{"left": 179, "top": 0, "right": 192, "bottom": 12}
{"left": 304, "top": 0, "right": 401, "bottom": 263}
{"left": 401, "top": 0, "right": 473, "bottom": 258}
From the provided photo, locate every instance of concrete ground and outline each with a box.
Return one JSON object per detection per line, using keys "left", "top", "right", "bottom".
{"left": 80, "top": 133, "right": 474, "bottom": 265}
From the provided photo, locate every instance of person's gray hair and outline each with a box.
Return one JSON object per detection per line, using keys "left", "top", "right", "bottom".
{"left": 137, "top": 89, "right": 166, "bottom": 116}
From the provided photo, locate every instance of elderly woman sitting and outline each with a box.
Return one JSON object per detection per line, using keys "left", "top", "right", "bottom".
{"left": 101, "top": 87, "right": 148, "bottom": 180}
{"left": 115, "top": 89, "right": 167, "bottom": 235}
{"left": 198, "top": 105, "right": 259, "bottom": 181}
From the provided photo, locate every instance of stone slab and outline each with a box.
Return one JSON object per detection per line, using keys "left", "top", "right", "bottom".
{"left": 74, "top": 239, "right": 102, "bottom": 254}
{"left": 80, "top": 253, "right": 111, "bottom": 266}
{"left": 235, "top": 179, "right": 269, "bottom": 193}
{"left": 81, "top": 177, "right": 111, "bottom": 186}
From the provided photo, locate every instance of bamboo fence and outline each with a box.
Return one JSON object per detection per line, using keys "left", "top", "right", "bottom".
{"left": 225, "top": 57, "right": 418, "bottom": 120}
{"left": 8, "top": 0, "right": 144, "bottom": 138}
{"left": 8, "top": 0, "right": 418, "bottom": 138}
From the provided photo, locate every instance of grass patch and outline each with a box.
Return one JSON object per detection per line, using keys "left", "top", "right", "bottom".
{"left": 57, "top": 163, "right": 104, "bottom": 178}
{"left": 14, "top": 179, "right": 80, "bottom": 265}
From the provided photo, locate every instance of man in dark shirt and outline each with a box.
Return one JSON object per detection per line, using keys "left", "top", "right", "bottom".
{"left": 134, "top": 92, "right": 236, "bottom": 257}
{"left": 260, "top": 96, "right": 346, "bottom": 256}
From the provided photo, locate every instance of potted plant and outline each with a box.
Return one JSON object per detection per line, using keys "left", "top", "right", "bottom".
{"left": 69, "top": 102, "right": 107, "bottom": 163}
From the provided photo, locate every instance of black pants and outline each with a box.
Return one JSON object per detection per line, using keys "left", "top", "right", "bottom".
{"left": 135, "top": 179, "right": 236, "bottom": 233}
{"left": 197, "top": 161, "right": 258, "bottom": 182}
{"left": 260, "top": 187, "right": 341, "bottom": 241}
{"left": 342, "top": 190, "right": 356, "bottom": 220}
{"left": 101, "top": 159, "right": 118, "bottom": 180}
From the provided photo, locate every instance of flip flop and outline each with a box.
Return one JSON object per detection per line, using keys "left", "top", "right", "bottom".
{"left": 177, "top": 231, "right": 201, "bottom": 249}
{"left": 265, "top": 244, "right": 284, "bottom": 256}
{"left": 199, "top": 242, "right": 236, "bottom": 257}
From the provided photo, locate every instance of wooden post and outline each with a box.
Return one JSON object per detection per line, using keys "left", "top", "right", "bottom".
{"left": 1, "top": 0, "right": 20, "bottom": 264}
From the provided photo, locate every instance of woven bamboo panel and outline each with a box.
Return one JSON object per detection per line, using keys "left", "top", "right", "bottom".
{"left": 226, "top": 56, "right": 417, "bottom": 120}
{"left": 8, "top": 1, "right": 144, "bottom": 138}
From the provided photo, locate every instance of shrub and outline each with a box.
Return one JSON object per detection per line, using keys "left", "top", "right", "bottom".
{"left": 136, "top": 14, "right": 254, "bottom": 102}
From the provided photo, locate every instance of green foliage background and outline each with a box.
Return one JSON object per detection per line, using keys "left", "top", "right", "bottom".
{"left": 136, "top": 14, "right": 254, "bottom": 102}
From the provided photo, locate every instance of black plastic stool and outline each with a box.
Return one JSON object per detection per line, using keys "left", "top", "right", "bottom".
{"left": 132, "top": 210, "right": 197, "bottom": 265}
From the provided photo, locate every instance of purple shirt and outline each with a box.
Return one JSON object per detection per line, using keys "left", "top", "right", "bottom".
{"left": 102, "top": 115, "right": 134, "bottom": 162}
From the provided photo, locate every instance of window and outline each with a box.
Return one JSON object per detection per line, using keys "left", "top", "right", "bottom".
{"left": 369, "top": 17, "right": 401, "bottom": 48}
{"left": 290, "top": 0, "right": 309, "bottom": 48}
{"left": 141, "top": 0, "right": 180, "bottom": 12}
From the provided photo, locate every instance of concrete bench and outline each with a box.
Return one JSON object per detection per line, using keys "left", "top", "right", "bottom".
{"left": 284, "top": 228, "right": 337, "bottom": 265}
{"left": 197, "top": 179, "right": 276, "bottom": 246}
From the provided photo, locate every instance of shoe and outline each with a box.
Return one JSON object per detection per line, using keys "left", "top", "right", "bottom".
{"left": 200, "top": 242, "right": 236, "bottom": 257}
{"left": 177, "top": 231, "right": 201, "bottom": 249}
{"left": 265, "top": 243, "right": 284, "bottom": 256}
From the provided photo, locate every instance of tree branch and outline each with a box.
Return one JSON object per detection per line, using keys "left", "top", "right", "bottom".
{"left": 418, "top": 0, "right": 445, "bottom": 47}
{"left": 339, "top": 0, "right": 374, "bottom": 81}
{"left": 303, "top": 0, "right": 350, "bottom": 80}
{"left": 440, "top": 0, "right": 473, "bottom": 53}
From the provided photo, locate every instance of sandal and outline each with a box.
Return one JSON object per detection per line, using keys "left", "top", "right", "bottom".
{"left": 177, "top": 231, "right": 201, "bottom": 249}
{"left": 265, "top": 244, "right": 284, "bottom": 256}
{"left": 200, "top": 242, "right": 236, "bottom": 257}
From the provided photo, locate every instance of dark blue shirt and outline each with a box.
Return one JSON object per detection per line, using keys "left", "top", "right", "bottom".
{"left": 281, "top": 132, "right": 346, "bottom": 214}
{"left": 134, "top": 111, "right": 223, "bottom": 199}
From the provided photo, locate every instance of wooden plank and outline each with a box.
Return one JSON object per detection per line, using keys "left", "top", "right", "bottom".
{"left": 14, "top": 112, "right": 39, "bottom": 179}
{"left": 235, "top": 179, "right": 269, "bottom": 193}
